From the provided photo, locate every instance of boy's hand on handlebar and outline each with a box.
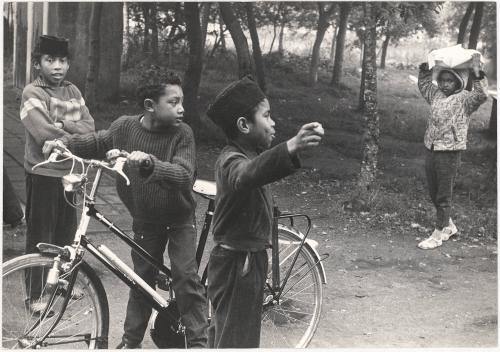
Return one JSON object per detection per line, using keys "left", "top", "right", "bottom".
{"left": 126, "top": 151, "right": 152, "bottom": 169}
{"left": 287, "top": 122, "right": 324, "bottom": 155}
{"left": 42, "top": 139, "right": 67, "bottom": 159}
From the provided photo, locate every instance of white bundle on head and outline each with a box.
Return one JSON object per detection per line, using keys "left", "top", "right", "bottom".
{"left": 427, "top": 44, "right": 484, "bottom": 70}
{"left": 427, "top": 45, "right": 481, "bottom": 91}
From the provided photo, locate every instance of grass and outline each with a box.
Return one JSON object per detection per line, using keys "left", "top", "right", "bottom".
{"left": 5, "top": 50, "right": 496, "bottom": 239}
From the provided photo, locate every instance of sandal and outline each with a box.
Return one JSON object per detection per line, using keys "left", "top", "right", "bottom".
{"left": 418, "top": 231, "right": 443, "bottom": 249}
{"left": 441, "top": 219, "right": 458, "bottom": 241}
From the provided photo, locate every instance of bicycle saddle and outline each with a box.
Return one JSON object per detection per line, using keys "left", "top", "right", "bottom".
{"left": 192, "top": 179, "right": 216, "bottom": 198}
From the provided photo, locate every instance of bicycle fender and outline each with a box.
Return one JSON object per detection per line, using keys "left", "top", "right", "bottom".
{"left": 277, "top": 224, "right": 327, "bottom": 284}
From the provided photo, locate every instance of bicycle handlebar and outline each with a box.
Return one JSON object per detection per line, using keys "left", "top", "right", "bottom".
{"left": 33, "top": 148, "right": 132, "bottom": 185}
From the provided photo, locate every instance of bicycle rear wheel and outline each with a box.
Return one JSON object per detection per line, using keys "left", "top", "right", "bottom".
{"left": 2, "top": 253, "right": 109, "bottom": 349}
{"left": 261, "top": 227, "right": 323, "bottom": 348}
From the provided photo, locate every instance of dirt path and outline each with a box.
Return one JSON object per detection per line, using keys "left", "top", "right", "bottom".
{"left": 4, "top": 176, "right": 496, "bottom": 348}
{"left": 3, "top": 83, "right": 496, "bottom": 348}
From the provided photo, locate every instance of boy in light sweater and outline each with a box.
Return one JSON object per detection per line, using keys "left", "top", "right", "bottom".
{"left": 20, "top": 35, "right": 95, "bottom": 313}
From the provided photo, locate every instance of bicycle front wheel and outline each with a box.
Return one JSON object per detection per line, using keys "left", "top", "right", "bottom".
{"left": 2, "top": 253, "right": 109, "bottom": 349}
{"left": 261, "top": 226, "right": 323, "bottom": 348}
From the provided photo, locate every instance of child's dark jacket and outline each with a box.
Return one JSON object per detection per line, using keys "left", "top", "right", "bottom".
{"left": 60, "top": 115, "right": 196, "bottom": 225}
{"left": 211, "top": 141, "right": 300, "bottom": 251}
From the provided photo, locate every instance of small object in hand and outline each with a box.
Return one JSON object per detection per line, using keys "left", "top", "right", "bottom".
{"left": 313, "top": 123, "right": 324, "bottom": 135}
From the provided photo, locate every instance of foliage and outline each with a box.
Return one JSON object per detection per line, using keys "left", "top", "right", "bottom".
{"left": 439, "top": 1, "right": 496, "bottom": 56}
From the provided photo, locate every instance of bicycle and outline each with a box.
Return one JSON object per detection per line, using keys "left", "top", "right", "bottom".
{"left": 2, "top": 147, "right": 327, "bottom": 349}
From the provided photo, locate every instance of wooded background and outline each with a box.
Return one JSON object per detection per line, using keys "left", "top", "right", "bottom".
{"left": 3, "top": 1, "right": 496, "bottom": 205}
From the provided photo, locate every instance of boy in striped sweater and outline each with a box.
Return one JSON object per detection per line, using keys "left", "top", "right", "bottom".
{"left": 43, "top": 71, "right": 208, "bottom": 348}
{"left": 20, "top": 35, "right": 95, "bottom": 314}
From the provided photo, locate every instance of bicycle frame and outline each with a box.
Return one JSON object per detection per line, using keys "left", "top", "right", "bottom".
{"left": 28, "top": 148, "right": 325, "bottom": 348}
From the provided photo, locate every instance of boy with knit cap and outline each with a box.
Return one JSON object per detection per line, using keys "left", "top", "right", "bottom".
{"left": 417, "top": 53, "right": 488, "bottom": 249}
{"left": 206, "top": 75, "right": 324, "bottom": 347}
{"left": 43, "top": 71, "right": 208, "bottom": 348}
{"left": 20, "top": 35, "right": 95, "bottom": 314}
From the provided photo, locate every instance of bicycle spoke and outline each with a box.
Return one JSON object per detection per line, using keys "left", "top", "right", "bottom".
{"left": 3, "top": 254, "right": 108, "bottom": 349}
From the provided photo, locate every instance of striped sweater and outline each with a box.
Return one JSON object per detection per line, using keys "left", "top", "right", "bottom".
{"left": 20, "top": 76, "right": 95, "bottom": 177}
{"left": 60, "top": 115, "right": 196, "bottom": 225}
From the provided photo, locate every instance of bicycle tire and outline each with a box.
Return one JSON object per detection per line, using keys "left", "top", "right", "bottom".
{"left": 260, "top": 226, "right": 323, "bottom": 348}
{"left": 2, "top": 253, "right": 109, "bottom": 349}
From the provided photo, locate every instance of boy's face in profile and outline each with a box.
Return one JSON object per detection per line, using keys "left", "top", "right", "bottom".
{"left": 438, "top": 72, "right": 459, "bottom": 97}
{"left": 36, "top": 54, "right": 69, "bottom": 87}
{"left": 151, "top": 84, "right": 185, "bottom": 127}
{"left": 246, "top": 98, "right": 275, "bottom": 150}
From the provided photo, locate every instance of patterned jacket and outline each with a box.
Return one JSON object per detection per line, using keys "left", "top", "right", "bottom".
{"left": 418, "top": 68, "right": 488, "bottom": 151}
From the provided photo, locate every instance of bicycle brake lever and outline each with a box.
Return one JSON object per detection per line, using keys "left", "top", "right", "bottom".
{"left": 32, "top": 151, "right": 61, "bottom": 170}
{"left": 113, "top": 157, "right": 131, "bottom": 186}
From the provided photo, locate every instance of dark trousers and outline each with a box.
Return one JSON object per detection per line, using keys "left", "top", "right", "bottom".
{"left": 3, "top": 167, "right": 24, "bottom": 225}
{"left": 24, "top": 173, "right": 77, "bottom": 299}
{"left": 207, "top": 246, "right": 268, "bottom": 348}
{"left": 122, "top": 222, "right": 208, "bottom": 348}
{"left": 425, "top": 149, "right": 461, "bottom": 230}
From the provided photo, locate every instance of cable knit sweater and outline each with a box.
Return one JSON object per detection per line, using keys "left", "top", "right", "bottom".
{"left": 20, "top": 76, "right": 95, "bottom": 176}
{"left": 61, "top": 115, "right": 196, "bottom": 225}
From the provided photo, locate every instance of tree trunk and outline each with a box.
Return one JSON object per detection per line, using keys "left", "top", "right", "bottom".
{"left": 219, "top": 2, "right": 253, "bottom": 77}
{"left": 201, "top": 2, "right": 211, "bottom": 51}
{"left": 468, "top": 2, "right": 484, "bottom": 49}
{"left": 308, "top": 3, "right": 335, "bottom": 86}
{"left": 329, "top": 23, "right": 338, "bottom": 64}
{"left": 219, "top": 16, "right": 226, "bottom": 52}
{"left": 183, "top": 2, "right": 203, "bottom": 130}
{"left": 357, "top": 3, "right": 379, "bottom": 200}
{"left": 330, "top": 2, "right": 350, "bottom": 86}
{"left": 121, "top": 3, "right": 130, "bottom": 70}
{"left": 85, "top": 2, "right": 103, "bottom": 108}
{"left": 142, "top": 3, "right": 150, "bottom": 53}
{"left": 151, "top": 4, "right": 159, "bottom": 62}
{"left": 97, "top": 3, "right": 123, "bottom": 102}
{"left": 4, "top": 3, "right": 14, "bottom": 58}
{"left": 278, "top": 18, "right": 285, "bottom": 57}
{"left": 246, "top": 2, "right": 266, "bottom": 92}
{"left": 457, "top": 2, "right": 474, "bottom": 45}
{"left": 358, "top": 42, "right": 367, "bottom": 111}
{"left": 380, "top": 34, "right": 390, "bottom": 69}
{"left": 268, "top": 19, "right": 278, "bottom": 55}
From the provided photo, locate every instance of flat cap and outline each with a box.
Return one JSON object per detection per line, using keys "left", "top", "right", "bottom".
{"left": 37, "top": 35, "right": 69, "bottom": 57}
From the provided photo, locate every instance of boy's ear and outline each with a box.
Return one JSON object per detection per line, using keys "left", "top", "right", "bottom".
{"left": 33, "top": 62, "right": 41, "bottom": 70}
{"left": 236, "top": 117, "right": 250, "bottom": 134}
{"left": 143, "top": 98, "right": 155, "bottom": 112}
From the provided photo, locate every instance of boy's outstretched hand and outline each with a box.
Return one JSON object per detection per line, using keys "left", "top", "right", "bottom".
{"left": 42, "top": 139, "right": 67, "bottom": 159}
{"left": 287, "top": 122, "right": 324, "bottom": 156}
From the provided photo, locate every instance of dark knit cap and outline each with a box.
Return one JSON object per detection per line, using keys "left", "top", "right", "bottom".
{"left": 37, "top": 35, "right": 69, "bottom": 57}
{"left": 207, "top": 75, "right": 266, "bottom": 130}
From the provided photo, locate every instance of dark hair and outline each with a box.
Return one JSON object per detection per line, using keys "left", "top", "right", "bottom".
{"left": 135, "top": 68, "right": 182, "bottom": 108}
{"left": 220, "top": 102, "right": 261, "bottom": 140}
